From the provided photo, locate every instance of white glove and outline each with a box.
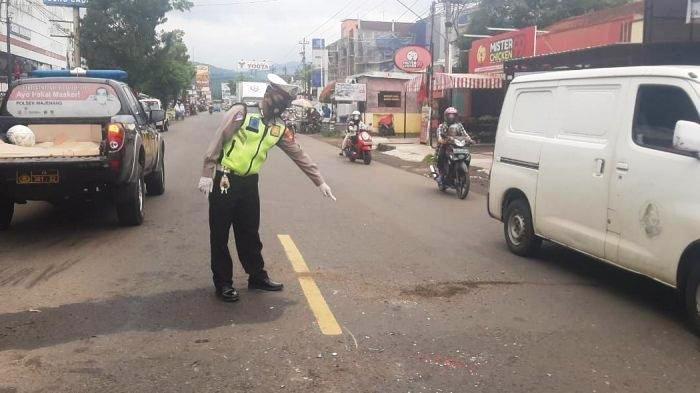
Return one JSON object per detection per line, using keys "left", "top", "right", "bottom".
{"left": 198, "top": 177, "right": 214, "bottom": 195}
{"left": 319, "top": 183, "right": 336, "bottom": 201}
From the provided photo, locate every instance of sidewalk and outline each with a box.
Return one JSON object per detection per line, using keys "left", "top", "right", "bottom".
{"left": 376, "top": 137, "right": 493, "bottom": 173}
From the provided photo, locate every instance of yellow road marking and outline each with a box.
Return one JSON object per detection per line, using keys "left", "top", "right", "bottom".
{"left": 278, "top": 235, "right": 310, "bottom": 273}
{"left": 278, "top": 235, "right": 342, "bottom": 336}
{"left": 298, "top": 277, "right": 343, "bottom": 335}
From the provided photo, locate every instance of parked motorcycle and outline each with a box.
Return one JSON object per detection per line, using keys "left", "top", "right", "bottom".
{"left": 343, "top": 124, "right": 373, "bottom": 165}
{"left": 378, "top": 114, "right": 395, "bottom": 136}
{"left": 430, "top": 135, "right": 471, "bottom": 199}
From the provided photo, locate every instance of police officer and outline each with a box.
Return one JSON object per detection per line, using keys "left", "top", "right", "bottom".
{"left": 198, "top": 74, "right": 336, "bottom": 302}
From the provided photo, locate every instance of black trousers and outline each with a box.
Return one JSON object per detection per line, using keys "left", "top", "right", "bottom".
{"left": 209, "top": 171, "right": 267, "bottom": 289}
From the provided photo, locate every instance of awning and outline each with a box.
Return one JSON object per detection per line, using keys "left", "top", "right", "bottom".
{"left": 451, "top": 73, "right": 504, "bottom": 89}
{"left": 405, "top": 73, "right": 503, "bottom": 92}
{"left": 319, "top": 81, "right": 336, "bottom": 103}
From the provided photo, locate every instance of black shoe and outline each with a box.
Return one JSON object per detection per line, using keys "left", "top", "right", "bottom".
{"left": 248, "top": 276, "right": 284, "bottom": 291}
{"left": 339, "top": 151, "right": 344, "bottom": 156}
{"left": 215, "top": 286, "right": 240, "bottom": 302}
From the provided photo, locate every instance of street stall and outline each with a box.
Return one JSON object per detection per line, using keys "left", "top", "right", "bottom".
{"left": 406, "top": 72, "right": 504, "bottom": 145}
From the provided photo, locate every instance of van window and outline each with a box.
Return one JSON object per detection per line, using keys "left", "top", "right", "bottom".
{"left": 510, "top": 90, "right": 553, "bottom": 134}
{"left": 633, "top": 85, "right": 700, "bottom": 153}
{"left": 560, "top": 87, "right": 619, "bottom": 138}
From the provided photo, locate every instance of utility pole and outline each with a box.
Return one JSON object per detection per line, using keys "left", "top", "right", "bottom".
{"left": 72, "top": 6, "right": 80, "bottom": 68}
{"left": 298, "top": 38, "right": 309, "bottom": 96}
{"left": 4, "top": 0, "right": 11, "bottom": 86}
{"left": 443, "top": 0, "right": 452, "bottom": 74}
{"left": 428, "top": 1, "right": 436, "bottom": 145}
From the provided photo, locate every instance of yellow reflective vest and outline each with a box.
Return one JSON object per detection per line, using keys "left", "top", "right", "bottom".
{"left": 220, "top": 114, "right": 285, "bottom": 176}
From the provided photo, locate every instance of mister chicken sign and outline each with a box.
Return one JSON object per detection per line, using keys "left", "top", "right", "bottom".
{"left": 469, "top": 27, "right": 537, "bottom": 74}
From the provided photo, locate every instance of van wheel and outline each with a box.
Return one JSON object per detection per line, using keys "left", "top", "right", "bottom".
{"left": 684, "top": 263, "right": 700, "bottom": 335}
{"left": 503, "top": 198, "right": 541, "bottom": 256}
{"left": 145, "top": 146, "right": 165, "bottom": 196}
{"left": 0, "top": 198, "right": 13, "bottom": 230}
{"left": 117, "top": 165, "right": 145, "bottom": 226}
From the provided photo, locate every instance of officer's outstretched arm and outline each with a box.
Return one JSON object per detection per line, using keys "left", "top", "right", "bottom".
{"left": 277, "top": 134, "right": 325, "bottom": 186}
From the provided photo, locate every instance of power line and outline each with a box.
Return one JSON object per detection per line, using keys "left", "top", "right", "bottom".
{"left": 392, "top": 0, "right": 422, "bottom": 19}
{"left": 395, "top": 0, "right": 422, "bottom": 21}
{"left": 278, "top": 0, "right": 362, "bottom": 62}
{"left": 192, "top": 0, "right": 279, "bottom": 6}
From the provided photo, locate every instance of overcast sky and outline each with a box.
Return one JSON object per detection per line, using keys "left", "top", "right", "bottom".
{"left": 162, "top": 0, "right": 433, "bottom": 69}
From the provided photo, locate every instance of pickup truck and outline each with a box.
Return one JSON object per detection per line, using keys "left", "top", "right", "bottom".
{"left": 0, "top": 72, "right": 166, "bottom": 229}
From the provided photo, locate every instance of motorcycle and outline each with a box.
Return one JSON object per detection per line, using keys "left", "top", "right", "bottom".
{"left": 343, "top": 124, "right": 373, "bottom": 165}
{"left": 378, "top": 114, "right": 395, "bottom": 136}
{"left": 430, "top": 135, "right": 471, "bottom": 199}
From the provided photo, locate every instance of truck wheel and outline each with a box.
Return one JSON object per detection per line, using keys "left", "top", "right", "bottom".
{"left": 117, "top": 165, "right": 145, "bottom": 226}
{"left": 503, "top": 198, "right": 541, "bottom": 257}
{"left": 145, "top": 147, "right": 165, "bottom": 196}
{"left": 0, "top": 198, "right": 13, "bottom": 231}
{"left": 363, "top": 151, "right": 372, "bottom": 165}
{"left": 684, "top": 262, "right": 700, "bottom": 335}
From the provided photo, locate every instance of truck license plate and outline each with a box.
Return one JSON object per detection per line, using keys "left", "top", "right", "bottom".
{"left": 17, "top": 169, "right": 60, "bottom": 185}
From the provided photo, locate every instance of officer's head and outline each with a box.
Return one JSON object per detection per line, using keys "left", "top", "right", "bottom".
{"left": 262, "top": 74, "right": 298, "bottom": 119}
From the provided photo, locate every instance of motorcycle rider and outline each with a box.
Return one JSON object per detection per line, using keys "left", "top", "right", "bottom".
{"left": 339, "top": 110, "right": 367, "bottom": 156}
{"left": 436, "top": 107, "right": 474, "bottom": 183}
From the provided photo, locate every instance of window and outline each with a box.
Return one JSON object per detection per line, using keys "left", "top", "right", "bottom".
{"left": 378, "top": 91, "right": 402, "bottom": 108}
{"left": 560, "top": 87, "right": 619, "bottom": 138}
{"left": 122, "top": 86, "right": 147, "bottom": 124}
{"left": 633, "top": 85, "right": 700, "bottom": 152}
{"left": 510, "top": 90, "right": 554, "bottom": 134}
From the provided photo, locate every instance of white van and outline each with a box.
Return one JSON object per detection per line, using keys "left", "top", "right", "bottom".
{"left": 488, "top": 66, "right": 700, "bottom": 332}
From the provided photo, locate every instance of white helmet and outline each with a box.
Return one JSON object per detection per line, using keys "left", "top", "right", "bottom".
{"left": 7, "top": 125, "right": 35, "bottom": 147}
{"left": 352, "top": 110, "right": 361, "bottom": 116}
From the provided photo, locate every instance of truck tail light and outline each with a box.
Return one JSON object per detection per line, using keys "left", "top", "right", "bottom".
{"left": 107, "top": 123, "right": 125, "bottom": 152}
{"left": 107, "top": 123, "right": 125, "bottom": 173}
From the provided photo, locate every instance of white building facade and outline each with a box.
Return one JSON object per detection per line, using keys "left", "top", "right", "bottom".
{"left": 0, "top": 1, "right": 74, "bottom": 90}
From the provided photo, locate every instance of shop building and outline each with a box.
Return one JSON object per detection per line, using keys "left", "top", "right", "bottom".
{"left": 353, "top": 72, "right": 420, "bottom": 135}
{"left": 0, "top": 1, "right": 73, "bottom": 91}
{"left": 326, "top": 19, "right": 422, "bottom": 83}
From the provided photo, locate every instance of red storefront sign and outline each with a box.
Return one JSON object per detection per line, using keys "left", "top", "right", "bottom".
{"left": 395, "top": 46, "right": 432, "bottom": 73}
{"left": 469, "top": 26, "right": 537, "bottom": 74}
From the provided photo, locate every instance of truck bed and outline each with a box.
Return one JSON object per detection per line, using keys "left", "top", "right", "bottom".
{"left": 0, "top": 117, "right": 107, "bottom": 161}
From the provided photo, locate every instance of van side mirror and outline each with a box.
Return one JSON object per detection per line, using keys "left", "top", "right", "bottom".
{"left": 673, "top": 120, "right": 700, "bottom": 158}
{"left": 150, "top": 109, "right": 166, "bottom": 124}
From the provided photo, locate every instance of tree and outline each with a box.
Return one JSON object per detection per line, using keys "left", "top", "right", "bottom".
{"left": 80, "top": 0, "right": 193, "bottom": 105}
{"left": 142, "top": 30, "right": 195, "bottom": 105}
{"left": 467, "top": 0, "right": 633, "bottom": 34}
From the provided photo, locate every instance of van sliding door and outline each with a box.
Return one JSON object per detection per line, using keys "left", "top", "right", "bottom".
{"left": 535, "top": 83, "right": 624, "bottom": 259}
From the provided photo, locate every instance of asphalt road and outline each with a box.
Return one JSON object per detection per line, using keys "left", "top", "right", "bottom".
{"left": 0, "top": 113, "right": 698, "bottom": 393}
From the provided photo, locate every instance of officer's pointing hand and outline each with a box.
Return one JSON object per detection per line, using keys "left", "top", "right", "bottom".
{"left": 198, "top": 177, "right": 214, "bottom": 196}
{"left": 319, "top": 183, "right": 336, "bottom": 201}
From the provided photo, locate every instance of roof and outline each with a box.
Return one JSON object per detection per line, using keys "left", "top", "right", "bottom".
{"left": 14, "top": 77, "right": 125, "bottom": 85}
{"left": 544, "top": 1, "right": 644, "bottom": 33}
{"left": 351, "top": 71, "right": 417, "bottom": 81}
{"left": 512, "top": 66, "right": 700, "bottom": 84}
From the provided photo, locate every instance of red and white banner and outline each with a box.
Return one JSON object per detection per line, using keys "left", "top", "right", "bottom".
{"left": 406, "top": 73, "right": 503, "bottom": 92}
